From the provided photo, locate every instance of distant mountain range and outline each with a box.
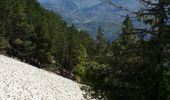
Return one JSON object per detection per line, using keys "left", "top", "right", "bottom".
{"left": 37, "top": 0, "right": 141, "bottom": 40}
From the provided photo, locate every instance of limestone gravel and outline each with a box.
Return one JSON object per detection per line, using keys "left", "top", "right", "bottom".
{"left": 0, "top": 55, "right": 85, "bottom": 100}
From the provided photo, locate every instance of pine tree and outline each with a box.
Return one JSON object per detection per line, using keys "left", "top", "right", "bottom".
{"left": 0, "top": 0, "right": 10, "bottom": 54}
{"left": 121, "top": 15, "right": 140, "bottom": 45}
{"left": 95, "top": 26, "right": 106, "bottom": 63}
{"left": 96, "top": 26, "right": 106, "bottom": 52}
{"left": 122, "top": 15, "right": 134, "bottom": 34}
{"left": 0, "top": 36, "right": 8, "bottom": 54}
{"left": 7, "top": 0, "right": 36, "bottom": 62}
{"left": 75, "top": 44, "right": 88, "bottom": 83}
{"left": 136, "top": 0, "right": 170, "bottom": 99}
{"left": 106, "top": 17, "right": 146, "bottom": 100}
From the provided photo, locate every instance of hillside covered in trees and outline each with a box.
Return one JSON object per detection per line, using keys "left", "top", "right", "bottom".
{"left": 0, "top": 0, "right": 170, "bottom": 100}
{"left": 0, "top": 0, "right": 95, "bottom": 74}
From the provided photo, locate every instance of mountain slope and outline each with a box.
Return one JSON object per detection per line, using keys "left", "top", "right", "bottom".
{"left": 38, "top": 0, "right": 141, "bottom": 39}
{"left": 0, "top": 55, "right": 85, "bottom": 100}
{"left": 0, "top": 0, "right": 95, "bottom": 72}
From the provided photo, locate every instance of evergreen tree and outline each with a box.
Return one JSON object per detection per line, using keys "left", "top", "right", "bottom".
{"left": 95, "top": 26, "right": 106, "bottom": 63}
{"left": 0, "top": 36, "right": 8, "bottom": 54}
{"left": 7, "top": 0, "right": 36, "bottom": 62}
{"left": 122, "top": 15, "right": 134, "bottom": 34}
{"left": 136, "top": 0, "right": 170, "bottom": 99}
{"left": 121, "top": 15, "right": 140, "bottom": 45}
{"left": 75, "top": 44, "right": 88, "bottom": 83}
{"left": 96, "top": 26, "right": 106, "bottom": 53}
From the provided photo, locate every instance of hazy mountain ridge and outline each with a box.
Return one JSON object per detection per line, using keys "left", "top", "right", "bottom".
{"left": 38, "top": 0, "right": 141, "bottom": 39}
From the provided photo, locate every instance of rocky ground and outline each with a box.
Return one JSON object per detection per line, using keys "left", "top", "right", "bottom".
{"left": 0, "top": 55, "right": 85, "bottom": 100}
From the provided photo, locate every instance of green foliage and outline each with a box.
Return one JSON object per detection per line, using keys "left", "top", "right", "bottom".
{"left": 1, "top": 0, "right": 170, "bottom": 100}
{"left": 0, "top": 0, "right": 94, "bottom": 71}
{"left": 96, "top": 26, "right": 106, "bottom": 53}
{"left": 122, "top": 15, "right": 134, "bottom": 34}
{"left": 0, "top": 36, "right": 8, "bottom": 54}
{"left": 75, "top": 45, "right": 88, "bottom": 83}
{"left": 95, "top": 26, "right": 107, "bottom": 64}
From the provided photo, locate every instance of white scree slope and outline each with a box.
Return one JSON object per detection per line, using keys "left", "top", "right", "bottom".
{"left": 0, "top": 55, "right": 85, "bottom": 100}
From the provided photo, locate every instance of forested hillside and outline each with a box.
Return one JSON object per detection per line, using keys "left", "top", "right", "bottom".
{"left": 0, "top": 0, "right": 170, "bottom": 100}
{"left": 0, "top": 0, "right": 95, "bottom": 75}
